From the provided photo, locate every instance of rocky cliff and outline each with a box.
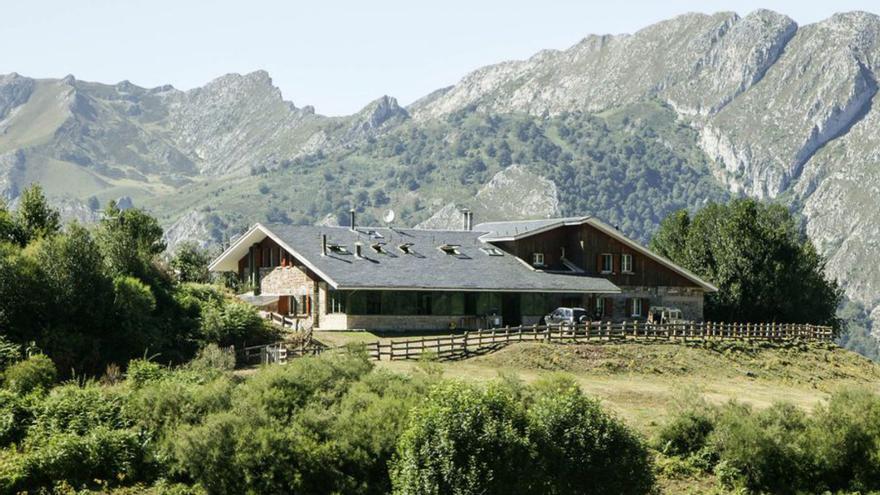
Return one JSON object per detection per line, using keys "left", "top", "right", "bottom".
{"left": 0, "top": 9, "right": 878, "bottom": 327}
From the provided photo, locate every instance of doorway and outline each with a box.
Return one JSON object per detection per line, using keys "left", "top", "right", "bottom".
{"left": 501, "top": 293, "right": 522, "bottom": 326}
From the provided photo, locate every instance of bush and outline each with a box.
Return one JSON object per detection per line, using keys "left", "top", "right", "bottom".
{"left": 0, "top": 336, "right": 21, "bottom": 373}
{"left": 28, "top": 384, "right": 130, "bottom": 438}
{"left": 0, "top": 389, "right": 29, "bottom": 446}
{"left": 126, "top": 359, "right": 166, "bottom": 389}
{"left": 527, "top": 376, "right": 654, "bottom": 495}
{"left": 3, "top": 427, "right": 149, "bottom": 492}
{"left": 2, "top": 354, "right": 57, "bottom": 395}
{"left": 805, "top": 388, "right": 880, "bottom": 492}
{"left": 708, "top": 402, "right": 808, "bottom": 494}
{"left": 187, "top": 344, "right": 236, "bottom": 372}
{"left": 199, "top": 301, "right": 268, "bottom": 347}
{"left": 656, "top": 410, "right": 715, "bottom": 457}
{"left": 391, "top": 381, "right": 531, "bottom": 495}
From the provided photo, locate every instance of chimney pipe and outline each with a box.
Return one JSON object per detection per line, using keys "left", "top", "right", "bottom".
{"left": 468, "top": 211, "right": 474, "bottom": 231}
{"left": 321, "top": 234, "right": 327, "bottom": 256}
{"left": 349, "top": 209, "right": 356, "bottom": 231}
{"left": 462, "top": 208, "right": 471, "bottom": 231}
{"left": 354, "top": 242, "right": 363, "bottom": 258}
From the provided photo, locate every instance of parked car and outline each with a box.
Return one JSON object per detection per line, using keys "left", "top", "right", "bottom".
{"left": 543, "top": 307, "right": 589, "bottom": 326}
{"left": 646, "top": 306, "right": 688, "bottom": 325}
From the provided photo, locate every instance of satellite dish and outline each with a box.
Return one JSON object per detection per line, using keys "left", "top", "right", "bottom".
{"left": 383, "top": 209, "right": 396, "bottom": 224}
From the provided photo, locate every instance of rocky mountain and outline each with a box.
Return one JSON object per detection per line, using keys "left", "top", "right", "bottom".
{"left": 1, "top": 9, "right": 879, "bottom": 327}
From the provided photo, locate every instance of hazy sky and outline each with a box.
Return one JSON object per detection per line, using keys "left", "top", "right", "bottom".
{"left": 2, "top": 0, "right": 877, "bottom": 115}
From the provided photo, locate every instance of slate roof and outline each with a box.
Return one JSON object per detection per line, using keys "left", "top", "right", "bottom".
{"left": 213, "top": 223, "right": 620, "bottom": 294}
{"left": 475, "top": 216, "right": 591, "bottom": 241}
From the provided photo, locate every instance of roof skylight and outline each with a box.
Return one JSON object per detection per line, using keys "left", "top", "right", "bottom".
{"left": 479, "top": 247, "right": 504, "bottom": 256}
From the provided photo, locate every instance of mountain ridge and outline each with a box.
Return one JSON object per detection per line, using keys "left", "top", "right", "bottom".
{"left": 1, "top": 8, "right": 879, "bottom": 328}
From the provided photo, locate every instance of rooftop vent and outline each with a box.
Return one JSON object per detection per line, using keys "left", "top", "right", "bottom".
{"left": 371, "top": 242, "right": 386, "bottom": 254}
{"left": 349, "top": 209, "right": 356, "bottom": 231}
{"left": 354, "top": 242, "right": 363, "bottom": 258}
{"left": 461, "top": 209, "right": 474, "bottom": 231}
{"left": 439, "top": 244, "right": 461, "bottom": 255}
{"left": 398, "top": 242, "right": 414, "bottom": 254}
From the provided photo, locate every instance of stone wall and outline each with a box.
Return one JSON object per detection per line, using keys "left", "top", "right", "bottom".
{"left": 259, "top": 266, "right": 314, "bottom": 296}
{"left": 614, "top": 286, "right": 705, "bottom": 321}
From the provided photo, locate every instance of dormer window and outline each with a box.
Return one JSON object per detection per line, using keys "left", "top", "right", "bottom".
{"left": 480, "top": 247, "right": 504, "bottom": 256}
{"left": 398, "top": 242, "right": 414, "bottom": 254}
{"left": 371, "top": 242, "right": 386, "bottom": 254}
{"left": 328, "top": 243, "right": 350, "bottom": 255}
{"left": 439, "top": 244, "right": 461, "bottom": 255}
{"left": 532, "top": 252, "right": 545, "bottom": 267}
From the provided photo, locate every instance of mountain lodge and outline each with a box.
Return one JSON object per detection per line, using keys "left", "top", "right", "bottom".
{"left": 208, "top": 211, "right": 717, "bottom": 331}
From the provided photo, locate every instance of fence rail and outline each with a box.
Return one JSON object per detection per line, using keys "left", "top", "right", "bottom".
{"left": 233, "top": 320, "right": 833, "bottom": 366}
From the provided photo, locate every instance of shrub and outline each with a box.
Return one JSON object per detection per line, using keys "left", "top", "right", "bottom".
{"left": 28, "top": 384, "right": 130, "bottom": 438}
{"left": 126, "top": 359, "right": 165, "bottom": 389}
{"left": 129, "top": 373, "right": 235, "bottom": 438}
{"left": 708, "top": 402, "right": 808, "bottom": 494}
{"left": 2, "top": 354, "right": 57, "bottom": 395}
{"left": 4, "top": 427, "right": 149, "bottom": 492}
{"left": 0, "top": 389, "right": 29, "bottom": 446}
{"left": 0, "top": 336, "right": 21, "bottom": 373}
{"left": 527, "top": 376, "right": 654, "bottom": 495}
{"left": 187, "top": 344, "right": 236, "bottom": 372}
{"left": 655, "top": 410, "right": 715, "bottom": 457}
{"left": 236, "top": 351, "right": 373, "bottom": 420}
{"left": 199, "top": 301, "right": 268, "bottom": 347}
{"left": 805, "top": 388, "right": 880, "bottom": 492}
{"left": 391, "top": 381, "right": 531, "bottom": 495}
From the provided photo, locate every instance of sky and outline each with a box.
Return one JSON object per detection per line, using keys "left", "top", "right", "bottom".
{"left": 2, "top": 0, "right": 878, "bottom": 116}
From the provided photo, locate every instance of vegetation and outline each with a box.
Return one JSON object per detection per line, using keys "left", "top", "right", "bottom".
{"left": 0, "top": 185, "right": 273, "bottom": 376}
{"left": 147, "top": 102, "right": 728, "bottom": 244}
{"left": 650, "top": 199, "right": 842, "bottom": 329}
{"left": 653, "top": 388, "right": 880, "bottom": 494}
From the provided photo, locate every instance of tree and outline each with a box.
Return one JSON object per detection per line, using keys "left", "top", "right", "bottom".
{"left": 97, "top": 202, "right": 166, "bottom": 280}
{"left": 650, "top": 199, "right": 842, "bottom": 328}
{"left": 0, "top": 200, "right": 15, "bottom": 244}
{"left": 12, "top": 184, "right": 60, "bottom": 245}
{"left": 170, "top": 242, "right": 211, "bottom": 283}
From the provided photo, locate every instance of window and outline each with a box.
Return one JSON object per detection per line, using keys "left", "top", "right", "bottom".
{"left": 328, "top": 243, "right": 349, "bottom": 255}
{"left": 296, "top": 296, "right": 312, "bottom": 315}
{"left": 532, "top": 252, "right": 545, "bottom": 267}
{"left": 600, "top": 253, "right": 613, "bottom": 274}
{"left": 594, "top": 297, "right": 605, "bottom": 317}
{"left": 621, "top": 254, "right": 633, "bottom": 274}
{"left": 366, "top": 292, "right": 382, "bottom": 315}
{"left": 479, "top": 247, "right": 504, "bottom": 256}
{"left": 630, "top": 298, "right": 642, "bottom": 317}
{"left": 417, "top": 292, "right": 433, "bottom": 315}
{"left": 439, "top": 244, "right": 460, "bottom": 255}
{"left": 327, "top": 291, "right": 346, "bottom": 314}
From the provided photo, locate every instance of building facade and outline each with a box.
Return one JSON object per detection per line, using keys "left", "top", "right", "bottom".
{"left": 209, "top": 213, "right": 716, "bottom": 331}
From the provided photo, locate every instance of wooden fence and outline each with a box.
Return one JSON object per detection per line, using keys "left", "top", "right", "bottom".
{"left": 235, "top": 320, "right": 833, "bottom": 366}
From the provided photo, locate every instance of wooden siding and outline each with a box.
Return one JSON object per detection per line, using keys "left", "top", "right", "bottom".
{"left": 494, "top": 224, "right": 696, "bottom": 288}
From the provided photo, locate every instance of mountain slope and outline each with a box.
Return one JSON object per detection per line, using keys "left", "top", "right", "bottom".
{"left": 0, "top": 9, "right": 878, "bottom": 327}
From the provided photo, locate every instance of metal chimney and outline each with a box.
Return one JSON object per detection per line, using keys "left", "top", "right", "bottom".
{"left": 462, "top": 208, "right": 471, "bottom": 231}
{"left": 349, "top": 209, "right": 356, "bottom": 231}
{"left": 321, "top": 234, "right": 327, "bottom": 256}
{"left": 354, "top": 242, "right": 363, "bottom": 258}
{"left": 468, "top": 211, "right": 474, "bottom": 231}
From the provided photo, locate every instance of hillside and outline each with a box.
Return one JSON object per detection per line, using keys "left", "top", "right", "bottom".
{"left": 1, "top": 10, "right": 880, "bottom": 327}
